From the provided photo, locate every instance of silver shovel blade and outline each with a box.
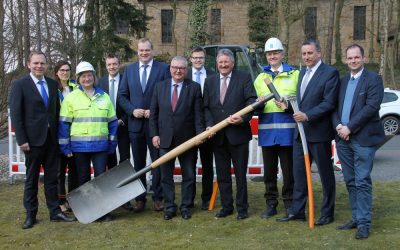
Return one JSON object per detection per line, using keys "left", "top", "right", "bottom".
{"left": 67, "top": 160, "right": 146, "bottom": 224}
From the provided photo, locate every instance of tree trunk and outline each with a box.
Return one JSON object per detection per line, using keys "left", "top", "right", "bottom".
{"left": 171, "top": 0, "right": 178, "bottom": 56}
{"left": 16, "top": 0, "right": 24, "bottom": 68}
{"left": 59, "top": 0, "right": 67, "bottom": 58}
{"left": 277, "top": 0, "right": 312, "bottom": 60}
{"left": 334, "top": 0, "right": 344, "bottom": 64}
{"left": 0, "top": 0, "right": 7, "bottom": 138}
{"left": 325, "top": 0, "right": 336, "bottom": 64}
{"left": 23, "top": 0, "right": 31, "bottom": 64}
{"left": 43, "top": 0, "right": 52, "bottom": 65}
{"left": 368, "top": 0, "right": 376, "bottom": 63}
{"left": 379, "top": 0, "right": 392, "bottom": 84}
{"left": 35, "top": 0, "right": 41, "bottom": 51}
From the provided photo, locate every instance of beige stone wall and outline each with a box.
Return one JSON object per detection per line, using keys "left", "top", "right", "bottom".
{"left": 127, "top": 0, "right": 397, "bottom": 65}
{"left": 127, "top": 0, "right": 251, "bottom": 57}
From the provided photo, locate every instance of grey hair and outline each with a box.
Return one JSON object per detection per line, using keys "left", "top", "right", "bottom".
{"left": 171, "top": 55, "right": 188, "bottom": 67}
{"left": 216, "top": 48, "right": 235, "bottom": 63}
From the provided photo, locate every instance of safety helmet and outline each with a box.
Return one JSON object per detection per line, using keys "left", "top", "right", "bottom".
{"left": 264, "top": 37, "right": 284, "bottom": 52}
{"left": 76, "top": 61, "right": 96, "bottom": 76}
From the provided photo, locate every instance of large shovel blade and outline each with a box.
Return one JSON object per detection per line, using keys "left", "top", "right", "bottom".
{"left": 67, "top": 160, "right": 145, "bottom": 224}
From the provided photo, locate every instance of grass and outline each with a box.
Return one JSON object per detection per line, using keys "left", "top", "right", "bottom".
{"left": 0, "top": 180, "right": 399, "bottom": 249}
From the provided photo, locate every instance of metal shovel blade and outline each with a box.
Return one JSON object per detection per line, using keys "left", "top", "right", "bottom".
{"left": 67, "top": 160, "right": 146, "bottom": 224}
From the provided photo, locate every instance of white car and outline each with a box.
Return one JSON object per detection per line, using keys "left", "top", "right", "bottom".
{"left": 380, "top": 88, "right": 400, "bottom": 135}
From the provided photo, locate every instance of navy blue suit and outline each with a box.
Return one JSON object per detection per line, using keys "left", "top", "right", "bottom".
{"left": 98, "top": 74, "right": 130, "bottom": 168}
{"left": 10, "top": 74, "right": 61, "bottom": 218}
{"left": 149, "top": 78, "right": 204, "bottom": 212}
{"left": 289, "top": 62, "right": 339, "bottom": 219}
{"left": 187, "top": 68, "right": 215, "bottom": 205}
{"left": 118, "top": 60, "right": 170, "bottom": 202}
{"left": 332, "top": 69, "right": 384, "bottom": 229}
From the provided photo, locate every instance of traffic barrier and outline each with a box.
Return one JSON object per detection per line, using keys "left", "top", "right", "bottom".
{"left": 8, "top": 110, "right": 265, "bottom": 184}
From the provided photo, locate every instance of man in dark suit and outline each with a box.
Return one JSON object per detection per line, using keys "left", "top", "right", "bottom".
{"left": 149, "top": 56, "right": 204, "bottom": 220}
{"left": 98, "top": 54, "right": 132, "bottom": 211}
{"left": 187, "top": 46, "right": 215, "bottom": 210}
{"left": 203, "top": 49, "right": 257, "bottom": 220}
{"left": 333, "top": 44, "right": 384, "bottom": 239}
{"left": 9, "top": 51, "right": 75, "bottom": 229}
{"left": 277, "top": 39, "right": 339, "bottom": 225}
{"left": 118, "top": 38, "right": 171, "bottom": 212}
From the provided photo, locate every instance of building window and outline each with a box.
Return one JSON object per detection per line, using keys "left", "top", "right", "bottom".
{"left": 161, "top": 9, "right": 173, "bottom": 44}
{"left": 210, "top": 9, "right": 221, "bottom": 43}
{"left": 304, "top": 7, "right": 317, "bottom": 40}
{"left": 354, "top": 6, "right": 366, "bottom": 40}
{"left": 115, "top": 19, "right": 128, "bottom": 35}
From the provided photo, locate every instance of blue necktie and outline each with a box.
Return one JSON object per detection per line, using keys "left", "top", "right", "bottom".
{"left": 195, "top": 70, "right": 201, "bottom": 84}
{"left": 141, "top": 65, "right": 148, "bottom": 93}
{"left": 109, "top": 78, "right": 116, "bottom": 108}
{"left": 38, "top": 80, "right": 49, "bottom": 108}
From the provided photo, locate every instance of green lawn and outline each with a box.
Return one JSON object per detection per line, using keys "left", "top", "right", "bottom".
{"left": 0, "top": 180, "right": 399, "bottom": 249}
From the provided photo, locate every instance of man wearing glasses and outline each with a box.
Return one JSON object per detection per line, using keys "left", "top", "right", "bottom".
{"left": 187, "top": 46, "right": 215, "bottom": 210}
{"left": 149, "top": 56, "right": 204, "bottom": 220}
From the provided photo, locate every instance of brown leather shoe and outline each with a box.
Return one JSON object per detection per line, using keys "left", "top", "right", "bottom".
{"left": 153, "top": 200, "right": 164, "bottom": 212}
{"left": 133, "top": 201, "right": 146, "bottom": 213}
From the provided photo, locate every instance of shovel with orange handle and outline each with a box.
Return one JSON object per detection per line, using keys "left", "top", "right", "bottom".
{"left": 286, "top": 95, "right": 315, "bottom": 229}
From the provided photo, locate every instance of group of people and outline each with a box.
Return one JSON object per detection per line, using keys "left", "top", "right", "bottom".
{"left": 9, "top": 36, "right": 384, "bottom": 240}
{"left": 256, "top": 38, "right": 384, "bottom": 241}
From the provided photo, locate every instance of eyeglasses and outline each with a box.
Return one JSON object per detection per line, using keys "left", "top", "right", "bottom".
{"left": 59, "top": 69, "right": 71, "bottom": 72}
{"left": 191, "top": 57, "right": 205, "bottom": 60}
{"left": 171, "top": 66, "right": 187, "bottom": 71}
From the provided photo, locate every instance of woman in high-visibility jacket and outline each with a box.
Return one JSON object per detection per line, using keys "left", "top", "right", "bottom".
{"left": 58, "top": 61, "right": 118, "bottom": 194}
{"left": 254, "top": 38, "right": 299, "bottom": 219}
{"left": 54, "top": 60, "right": 79, "bottom": 213}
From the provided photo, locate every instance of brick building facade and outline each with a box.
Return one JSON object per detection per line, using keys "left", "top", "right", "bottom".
{"left": 126, "top": 0, "right": 398, "bottom": 65}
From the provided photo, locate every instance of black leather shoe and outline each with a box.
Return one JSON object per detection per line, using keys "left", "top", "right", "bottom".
{"left": 337, "top": 220, "right": 357, "bottom": 230}
{"left": 315, "top": 216, "right": 334, "bottom": 226}
{"left": 50, "top": 212, "right": 75, "bottom": 222}
{"left": 181, "top": 210, "right": 192, "bottom": 220}
{"left": 237, "top": 211, "right": 248, "bottom": 220}
{"left": 164, "top": 211, "right": 176, "bottom": 220}
{"left": 201, "top": 200, "right": 210, "bottom": 210}
{"left": 22, "top": 216, "right": 36, "bottom": 229}
{"left": 215, "top": 209, "right": 233, "bottom": 218}
{"left": 355, "top": 226, "right": 369, "bottom": 240}
{"left": 276, "top": 213, "right": 306, "bottom": 222}
{"left": 133, "top": 200, "right": 146, "bottom": 213}
{"left": 260, "top": 206, "right": 277, "bottom": 219}
{"left": 121, "top": 202, "right": 133, "bottom": 211}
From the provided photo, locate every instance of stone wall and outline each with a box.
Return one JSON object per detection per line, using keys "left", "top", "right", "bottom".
{"left": 128, "top": 0, "right": 397, "bottom": 65}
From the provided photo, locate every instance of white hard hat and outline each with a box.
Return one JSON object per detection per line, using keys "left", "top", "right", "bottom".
{"left": 264, "top": 37, "right": 284, "bottom": 52}
{"left": 76, "top": 61, "right": 96, "bottom": 76}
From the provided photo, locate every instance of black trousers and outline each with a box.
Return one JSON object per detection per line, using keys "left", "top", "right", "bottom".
{"left": 192, "top": 140, "right": 214, "bottom": 203}
{"left": 129, "top": 128, "right": 162, "bottom": 202}
{"left": 290, "top": 140, "right": 336, "bottom": 217}
{"left": 57, "top": 154, "right": 79, "bottom": 202}
{"left": 23, "top": 131, "right": 60, "bottom": 217}
{"left": 74, "top": 151, "right": 108, "bottom": 186}
{"left": 261, "top": 145, "right": 293, "bottom": 208}
{"left": 106, "top": 123, "right": 130, "bottom": 169}
{"left": 213, "top": 139, "right": 249, "bottom": 214}
{"left": 160, "top": 142, "right": 196, "bottom": 213}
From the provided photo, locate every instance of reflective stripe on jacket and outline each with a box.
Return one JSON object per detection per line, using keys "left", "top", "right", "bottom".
{"left": 58, "top": 86, "right": 118, "bottom": 155}
{"left": 254, "top": 63, "right": 299, "bottom": 146}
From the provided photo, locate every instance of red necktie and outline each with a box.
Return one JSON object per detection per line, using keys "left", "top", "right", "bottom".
{"left": 171, "top": 84, "right": 178, "bottom": 112}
